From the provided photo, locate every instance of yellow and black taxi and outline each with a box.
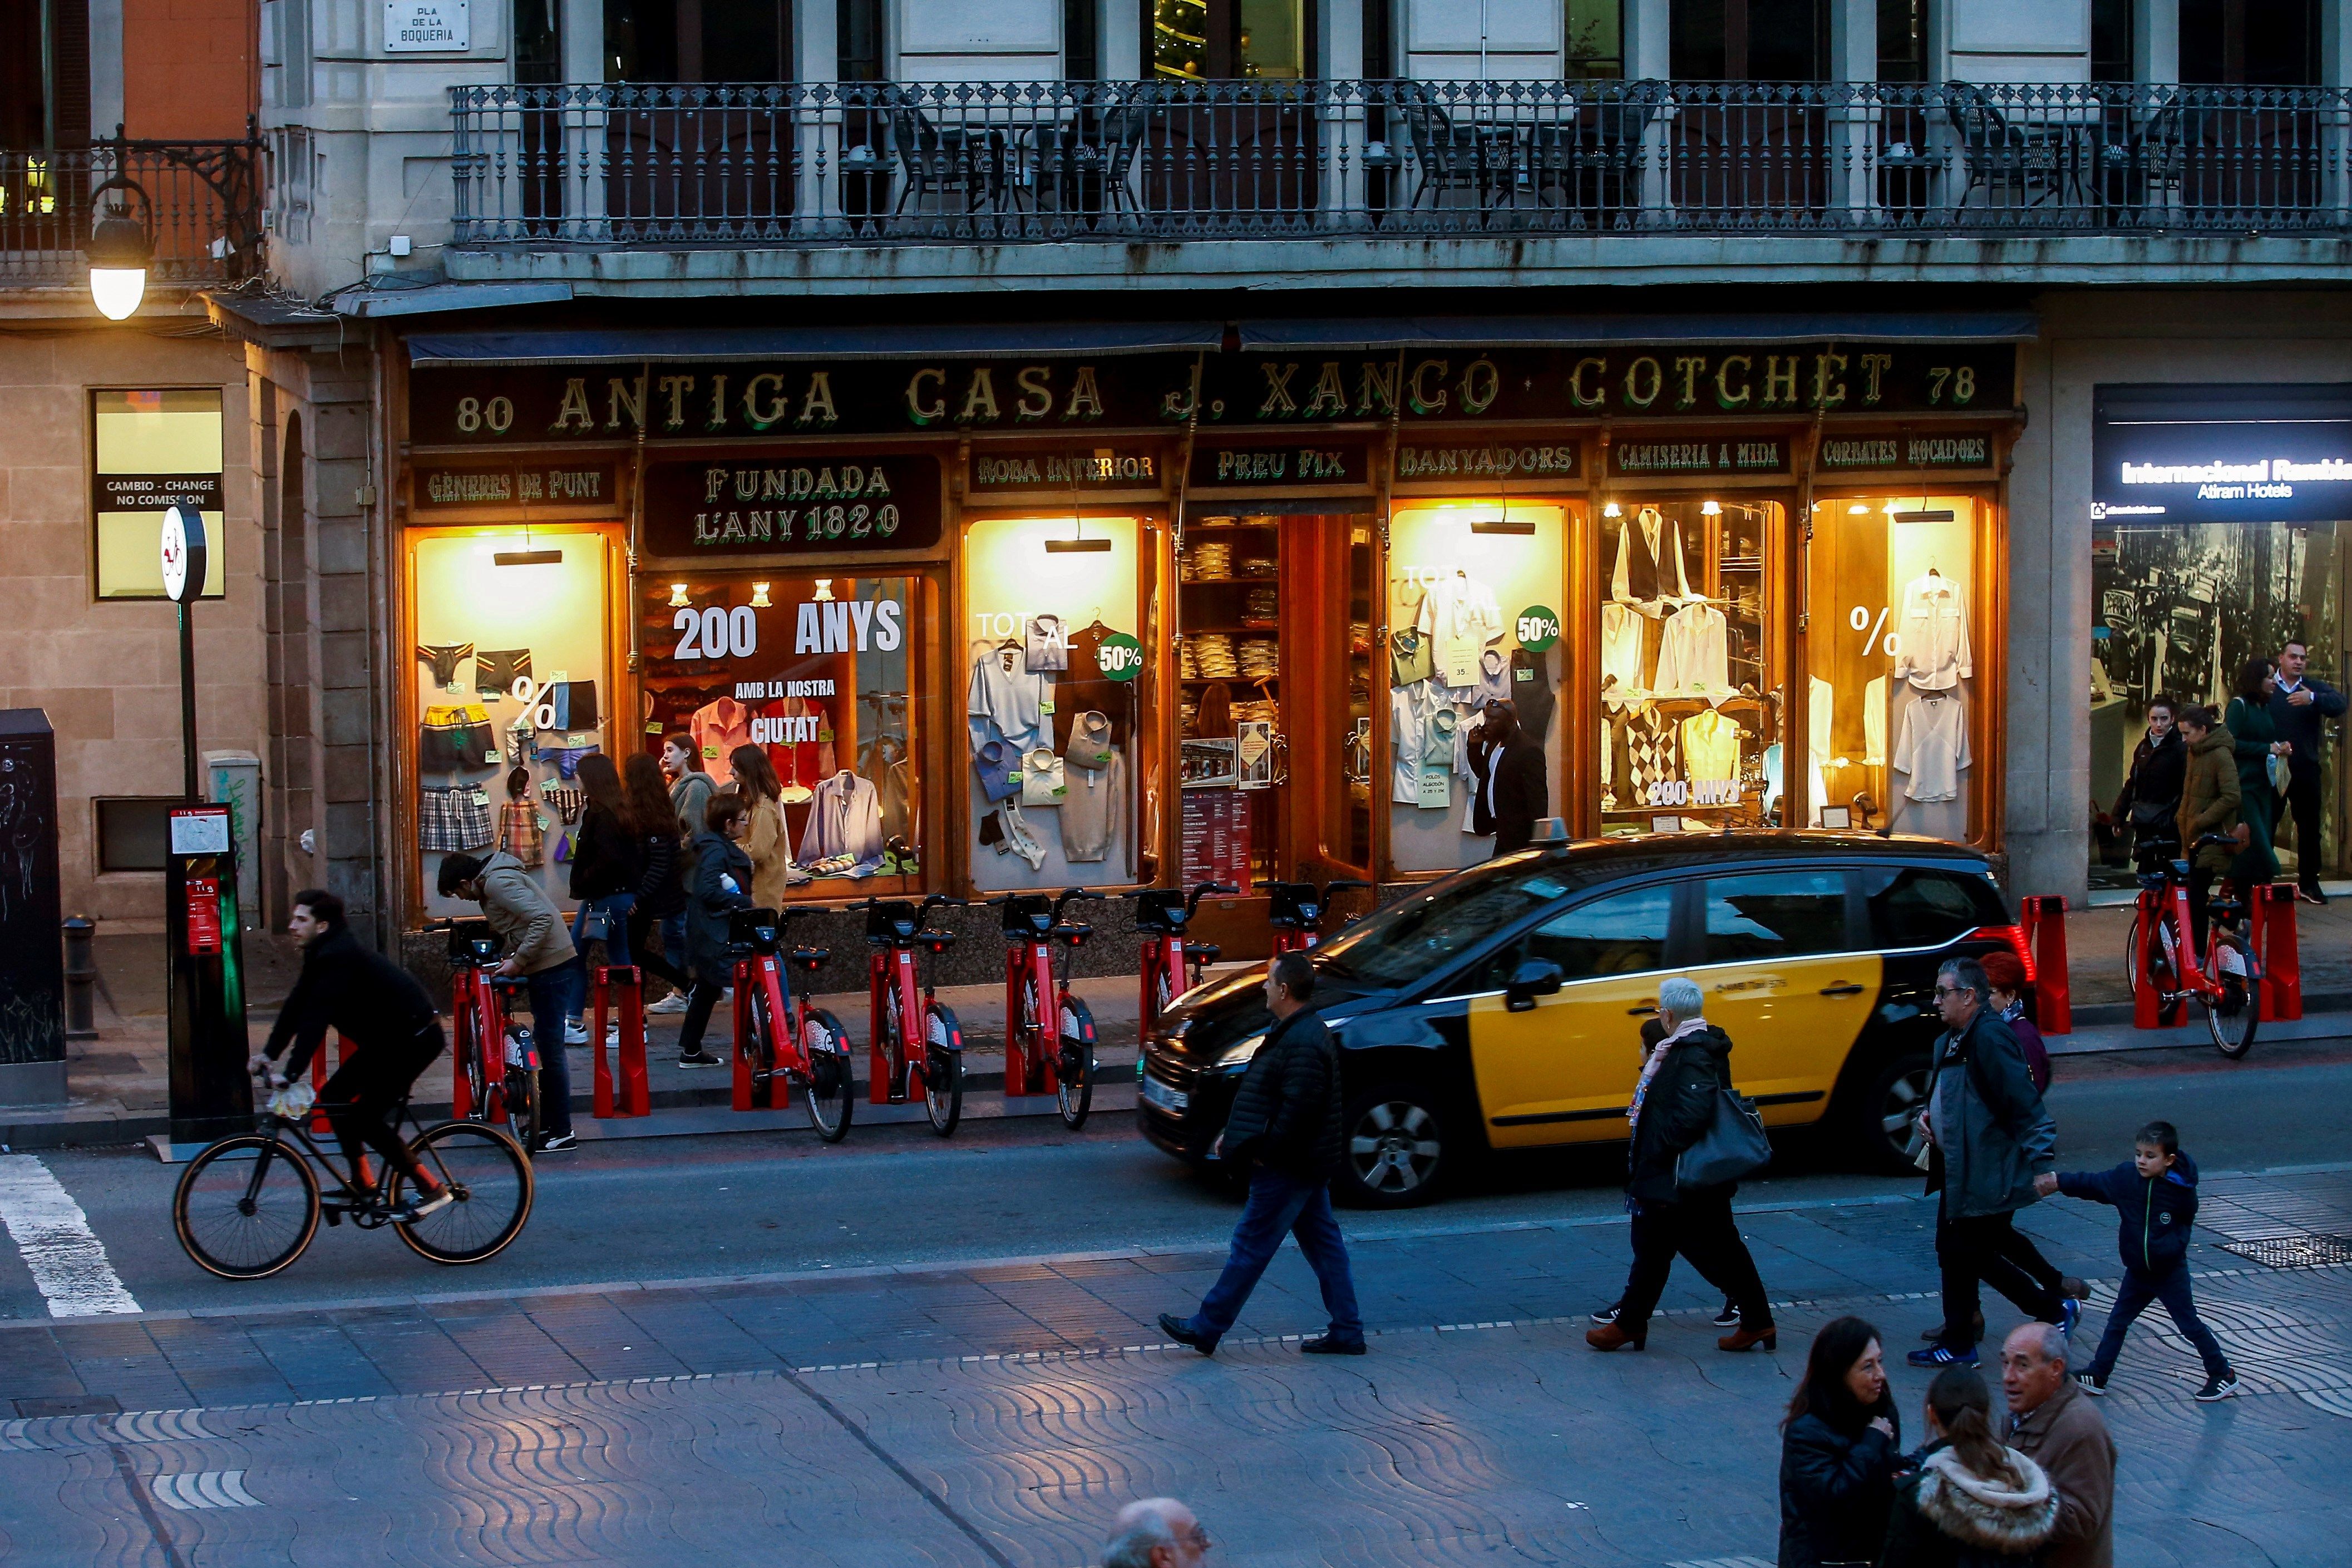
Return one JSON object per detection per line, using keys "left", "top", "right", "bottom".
{"left": 1138, "top": 834, "right": 2033, "bottom": 1207}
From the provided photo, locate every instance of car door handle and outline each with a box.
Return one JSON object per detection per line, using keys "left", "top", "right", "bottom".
{"left": 1818, "top": 983, "right": 1866, "bottom": 998}
{"left": 1625, "top": 1004, "right": 1657, "bottom": 1016}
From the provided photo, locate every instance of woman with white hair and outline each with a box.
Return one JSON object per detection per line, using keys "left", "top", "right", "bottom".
{"left": 1587, "top": 974, "right": 1777, "bottom": 1353}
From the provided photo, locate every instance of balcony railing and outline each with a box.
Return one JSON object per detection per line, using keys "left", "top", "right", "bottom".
{"left": 0, "top": 140, "right": 263, "bottom": 287}
{"left": 450, "top": 78, "right": 2352, "bottom": 246}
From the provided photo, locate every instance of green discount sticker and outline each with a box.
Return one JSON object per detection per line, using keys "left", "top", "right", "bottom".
{"left": 1515, "top": 605, "right": 1561, "bottom": 652}
{"left": 1094, "top": 632, "right": 1146, "bottom": 682}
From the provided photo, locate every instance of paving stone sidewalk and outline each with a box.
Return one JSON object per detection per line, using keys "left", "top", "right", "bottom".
{"left": 2, "top": 1168, "right": 2348, "bottom": 1566}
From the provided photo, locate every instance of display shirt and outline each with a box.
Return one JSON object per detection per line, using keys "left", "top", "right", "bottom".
{"left": 639, "top": 574, "right": 922, "bottom": 890}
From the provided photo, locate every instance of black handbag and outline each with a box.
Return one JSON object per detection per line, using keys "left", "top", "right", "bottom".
{"left": 1676, "top": 1084, "right": 1773, "bottom": 1192}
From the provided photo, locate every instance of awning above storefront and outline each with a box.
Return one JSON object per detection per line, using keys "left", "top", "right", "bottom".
{"left": 405, "top": 322, "right": 1225, "bottom": 367}
{"left": 1237, "top": 313, "right": 2041, "bottom": 351}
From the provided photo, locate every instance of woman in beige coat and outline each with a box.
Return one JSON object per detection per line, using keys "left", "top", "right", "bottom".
{"left": 2174, "top": 704, "right": 2242, "bottom": 952}
{"left": 729, "top": 744, "right": 794, "bottom": 910}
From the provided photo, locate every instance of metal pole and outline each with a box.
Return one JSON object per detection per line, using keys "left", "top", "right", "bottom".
{"left": 179, "top": 599, "right": 199, "bottom": 799}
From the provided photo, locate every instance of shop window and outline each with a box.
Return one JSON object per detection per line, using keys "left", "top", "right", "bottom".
{"left": 965, "top": 515, "right": 1154, "bottom": 893}
{"left": 1386, "top": 504, "right": 1565, "bottom": 875}
{"left": 95, "top": 797, "right": 177, "bottom": 873}
{"left": 1806, "top": 495, "right": 1981, "bottom": 842}
{"left": 411, "top": 527, "right": 612, "bottom": 920}
{"left": 641, "top": 572, "right": 923, "bottom": 893}
{"left": 1598, "top": 499, "right": 1779, "bottom": 834}
{"left": 1670, "top": 0, "right": 1830, "bottom": 81}
{"left": 92, "top": 389, "right": 226, "bottom": 601}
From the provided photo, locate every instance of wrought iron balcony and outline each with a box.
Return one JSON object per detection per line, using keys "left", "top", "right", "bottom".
{"left": 0, "top": 139, "right": 263, "bottom": 289}
{"left": 448, "top": 78, "right": 2352, "bottom": 248}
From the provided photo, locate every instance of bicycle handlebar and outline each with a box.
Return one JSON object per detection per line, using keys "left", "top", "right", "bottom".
{"left": 1186, "top": 880, "right": 1239, "bottom": 916}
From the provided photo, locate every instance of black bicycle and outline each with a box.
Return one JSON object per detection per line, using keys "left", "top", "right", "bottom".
{"left": 172, "top": 1068, "right": 534, "bottom": 1280}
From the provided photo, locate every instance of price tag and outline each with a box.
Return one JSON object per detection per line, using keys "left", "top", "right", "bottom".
{"left": 1417, "top": 765, "right": 1451, "bottom": 811}
{"left": 1515, "top": 605, "right": 1561, "bottom": 652}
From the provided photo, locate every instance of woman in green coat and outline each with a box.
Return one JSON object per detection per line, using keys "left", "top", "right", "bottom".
{"left": 2222, "top": 657, "right": 2285, "bottom": 884}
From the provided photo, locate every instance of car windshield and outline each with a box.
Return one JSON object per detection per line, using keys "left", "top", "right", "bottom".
{"left": 1316, "top": 852, "right": 1575, "bottom": 988}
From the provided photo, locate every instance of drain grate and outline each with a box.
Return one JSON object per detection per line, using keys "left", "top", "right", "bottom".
{"left": 2217, "top": 1233, "right": 2352, "bottom": 1269}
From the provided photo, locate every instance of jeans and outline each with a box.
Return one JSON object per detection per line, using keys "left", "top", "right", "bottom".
{"left": 1935, "top": 1200, "right": 2062, "bottom": 1347}
{"left": 626, "top": 901, "right": 692, "bottom": 993}
{"left": 675, "top": 977, "right": 728, "bottom": 1058}
{"left": 568, "top": 894, "right": 636, "bottom": 1022}
{"left": 524, "top": 960, "right": 580, "bottom": 1136}
{"left": 319, "top": 1023, "right": 443, "bottom": 1190}
{"left": 2275, "top": 762, "right": 2325, "bottom": 888}
{"left": 2088, "top": 1263, "right": 2231, "bottom": 1382}
{"left": 1186, "top": 1166, "right": 1362, "bottom": 1347}
{"left": 1617, "top": 1191, "right": 1772, "bottom": 1336}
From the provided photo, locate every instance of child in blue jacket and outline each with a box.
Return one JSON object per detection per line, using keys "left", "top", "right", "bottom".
{"left": 2035, "top": 1119, "right": 2238, "bottom": 1401}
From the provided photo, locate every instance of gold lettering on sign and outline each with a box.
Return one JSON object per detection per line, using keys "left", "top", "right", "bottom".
{"left": 658, "top": 374, "right": 694, "bottom": 430}
{"left": 1015, "top": 366, "right": 1053, "bottom": 420}
{"left": 1763, "top": 355, "right": 1800, "bottom": 408}
{"left": 1569, "top": 356, "right": 1607, "bottom": 410}
{"left": 905, "top": 368, "right": 946, "bottom": 425}
{"left": 1715, "top": 356, "right": 1752, "bottom": 409}
{"left": 957, "top": 368, "right": 1000, "bottom": 423}
{"left": 605, "top": 375, "right": 644, "bottom": 432}
{"left": 1673, "top": 356, "right": 1707, "bottom": 410}
{"left": 1859, "top": 353, "right": 1894, "bottom": 405}
{"left": 798, "top": 372, "right": 837, "bottom": 427}
{"left": 1408, "top": 358, "right": 1449, "bottom": 416}
{"left": 1302, "top": 362, "right": 1348, "bottom": 420}
{"left": 552, "top": 378, "right": 595, "bottom": 433}
{"left": 1623, "top": 356, "right": 1663, "bottom": 410}
{"left": 1259, "top": 362, "right": 1299, "bottom": 417}
{"left": 1065, "top": 366, "right": 1104, "bottom": 420}
{"left": 1356, "top": 360, "right": 1398, "bottom": 417}
{"left": 1811, "top": 353, "right": 1848, "bottom": 410}
{"left": 1458, "top": 357, "right": 1500, "bottom": 416}
{"left": 707, "top": 374, "right": 729, "bottom": 431}
{"left": 743, "top": 373, "right": 787, "bottom": 431}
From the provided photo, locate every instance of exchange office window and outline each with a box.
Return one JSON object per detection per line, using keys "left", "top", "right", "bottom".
{"left": 642, "top": 573, "right": 923, "bottom": 894}
{"left": 1387, "top": 504, "right": 1566, "bottom": 875}
{"left": 1702, "top": 870, "right": 1848, "bottom": 963}
{"left": 1598, "top": 499, "right": 1781, "bottom": 835}
{"left": 412, "top": 527, "right": 611, "bottom": 920}
{"left": 93, "top": 389, "right": 226, "bottom": 600}
{"left": 1806, "top": 495, "right": 1981, "bottom": 842}
{"left": 964, "top": 515, "right": 1153, "bottom": 893}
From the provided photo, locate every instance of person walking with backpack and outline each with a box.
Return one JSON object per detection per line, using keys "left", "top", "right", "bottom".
{"left": 1158, "top": 952, "right": 1363, "bottom": 1358}
{"left": 2035, "top": 1120, "right": 2237, "bottom": 1402}
{"left": 1910, "top": 958, "right": 2072, "bottom": 1370}
{"left": 1777, "top": 1316, "right": 1902, "bottom": 1568}
{"left": 1586, "top": 975, "right": 1774, "bottom": 1353}
{"left": 1880, "top": 1364, "right": 2059, "bottom": 1567}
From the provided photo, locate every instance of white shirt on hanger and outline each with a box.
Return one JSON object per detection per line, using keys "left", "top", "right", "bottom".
{"left": 1863, "top": 675, "right": 1889, "bottom": 766}
{"left": 1652, "top": 601, "right": 1729, "bottom": 698}
{"left": 1894, "top": 571, "right": 1972, "bottom": 691}
{"left": 1389, "top": 683, "right": 1441, "bottom": 804}
{"left": 967, "top": 639, "right": 1052, "bottom": 751}
{"left": 1601, "top": 600, "right": 1646, "bottom": 692}
{"left": 1418, "top": 573, "right": 1503, "bottom": 688}
{"left": 1892, "top": 692, "right": 1970, "bottom": 802}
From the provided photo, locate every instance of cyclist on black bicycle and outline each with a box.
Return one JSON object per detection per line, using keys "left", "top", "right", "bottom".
{"left": 247, "top": 889, "right": 453, "bottom": 1222}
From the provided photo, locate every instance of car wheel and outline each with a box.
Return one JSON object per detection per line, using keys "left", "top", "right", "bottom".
{"left": 1337, "top": 1082, "right": 1451, "bottom": 1209}
{"left": 1850, "top": 1051, "right": 1933, "bottom": 1175}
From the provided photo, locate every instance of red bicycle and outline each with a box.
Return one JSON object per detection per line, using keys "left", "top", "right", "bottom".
{"left": 992, "top": 887, "right": 1103, "bottom": 1130}
{"left": 865, "top": 894, "right": 968, "bottom": 1136}
{"left": 1130, "top": 881, "right": 1235, "bottom": 1037}
{"left": 729, "top": 907, "right": 856, "bottom": 1141}
{"left": 434, "top": 920, "right": 539, "bottom": 1151}
{"left": 2131, "top": 834, "right": 2261, "bottom": 1058}
{"left": 1266, "top": 877, "right": 1372, "bottom": 955}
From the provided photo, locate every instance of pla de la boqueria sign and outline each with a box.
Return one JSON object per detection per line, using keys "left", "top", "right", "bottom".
{"left": 2093, "top": 388, "right": 2352, "bottom": 525}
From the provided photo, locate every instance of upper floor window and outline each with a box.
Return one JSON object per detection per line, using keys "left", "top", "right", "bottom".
{"left": 2181, "top": 0, "right": 2320, "bottom": 86}
{"left": 4, "top": 0, "right": 90, "bottom": 149}
{"left": 1567, "top": 0, "right": 1625, "bottom": 79}
{"left": 1671, "top": 0, "right": 1829, "bottom": 81}
{"left": 605, "top": 0, "right": 792, "bottom": 82}
{"left": 1152, "top": 0, "right": 1308, "bottom": 81}
{"left": 2089, "top": 0, "right": 2133, "bottom": 82}
{"left": 516, "top": 0, "right": 561, "bottom": 85}
{"left": 1877, "top": 0, "right": 1924, "bottom": 82}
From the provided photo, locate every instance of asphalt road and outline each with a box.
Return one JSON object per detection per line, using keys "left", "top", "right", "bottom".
{"left": 4, "top": 1038, "right": 2349, "bottom": 1321}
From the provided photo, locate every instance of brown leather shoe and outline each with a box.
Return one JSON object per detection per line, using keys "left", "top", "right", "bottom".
{"left": 1718, "top": 1324, "right": 1778, "bottom": 1353}
{"left": 1585, "top": 1323, "right": 1645, "bottom": 1352}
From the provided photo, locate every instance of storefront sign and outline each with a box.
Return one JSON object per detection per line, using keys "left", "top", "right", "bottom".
{"left": 1187, "top": 440, "right": 1374, "bottom": 490}
{"left": 1817, "top": 433, "right": 1996, "bottom": 471}
{"left": 2093, "top": 387, "right": 2352, "bottom": 525}
{"left": 411, "top": 461, "right": 621, "bottom": 511}
{"left": 409, "top": 342, "right": 2016, "bottom": 445}
{"left": 1393, "top": 442, "right": 1579, "bottom": 482}
{"left": 639, "top": 454, "right": 944, "bottom": 556}
{"left": 384, "top": 0, "right": 468, "bottom": 50}
{"left": 968, "top": 443, "right": 1165, "bottom": 494}
{"left": 1610, "top": 438, "right": 1788, "bottom": 476}
{"left": 93, "top": 472, "right": 223, "bottom": 512}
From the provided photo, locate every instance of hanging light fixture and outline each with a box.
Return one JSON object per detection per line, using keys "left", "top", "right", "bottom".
{"left": 1472, "top": 495, "right": 1532, "bottom": 536}
{"left": 1601, "top": 500, "right": 1623, "bottom": 518}
{"left": 1045, "top": 512, "right": 1111, "bottom": 553}
{"left": 1700, "top": 499, "right": 1722, "bottom": 517}
{"left": 813, "top": 578, "right": 836, "bottom": 601}
{"left": 85, "top": 176, "right": 155, "bottom": 321}
{"left": 1848, "top": 502, "right": 1871, "bottom": 515}
{"left": 668, "top": 583, "right": 691, "bottom": 607}
{"left": 750, "top": 581, "right": 772, "bottom": 608}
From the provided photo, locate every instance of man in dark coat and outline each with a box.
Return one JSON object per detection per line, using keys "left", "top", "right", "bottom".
{"left": 2267, "top": 638, "right": 2346, "bottom": 902}
{"left": 1587, "top": 975, "right": 1774, "bottom": 1352}
{"left": 1482, "top": 702, "right": 1550, "bottom": 857}
{"left": 1160, "top": 952, "right": 1363, "bottom": 1357}
{"left": 249, "top": 889, "right": 452, "bottom": 1220}
{"left": 1910, "top": 956, "right": 2068, "bottom": 1369}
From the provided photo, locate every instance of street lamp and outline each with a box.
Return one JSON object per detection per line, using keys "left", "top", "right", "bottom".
{"left": 85, "top": 175, "right": 155, "bottom": 320}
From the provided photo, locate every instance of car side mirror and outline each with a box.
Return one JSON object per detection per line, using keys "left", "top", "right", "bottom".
{"left": 1504, "top": 959, "right": 1565, "bottom": 1012}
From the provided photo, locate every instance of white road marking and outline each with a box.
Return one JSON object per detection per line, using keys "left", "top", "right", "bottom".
{"left": 0, "top": 1154, "right": 142, "bottom": 1317}
{"left": 151, "top": 1471, "right": 261, "bottom": 1510}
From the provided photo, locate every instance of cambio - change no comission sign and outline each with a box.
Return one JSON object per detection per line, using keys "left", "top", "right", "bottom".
{"left": 2094, "top": 384, "right": 2352, "bottom": 525}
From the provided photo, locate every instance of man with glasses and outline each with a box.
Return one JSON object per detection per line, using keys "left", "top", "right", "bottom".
{"left": 1909, "top": 956, "right": 2073, "bottom": 1368}
{"left": 1101, "top": 1498, "right": 1210, "bottom": 1567}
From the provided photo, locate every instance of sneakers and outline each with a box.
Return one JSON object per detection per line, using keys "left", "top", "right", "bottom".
{"left": 1299, "top": 1334, "right": 1367, "bottom": 1356}
{"left": 1590, "top": 1301, "right": 1624, "bottom": 1325}
{"left": 2074, "top": 1370, "right": 2108, "bottom": 1396}
{"left": 1712, "top": 1299, "right": 1742, "bottom": 1329}
{"left": 2298, "top": 885, "right": 2328, "bottom": 906}
{"left": 677, "top": 1050, "right": 724, "bottom": 1068}
{"left": 1908, "top": 1343, "right": 1979, "bottom": 1369}
{"left": 393, "top": 1188, "right": 453, "bottom": 1223}
{"left": 645, "top": 993, "right": 691, "bottom": 1016}
{"left": 1158, "top": 1312, "right": 1217, "bottom": 1356}
{"left": 2195, "top": 1374, "right": 2241, "bottom": 1402}
{"left": 563, "top": 1019, "right": 590, "bottom": 1047}
{"left": 1922, "top": 1309, "right": 1987, "bottom": 1344}
{"left": 536, "top": 1131, "right": 578, "bottom": 1152}
{"left": 2059, "top": 1297, "right": 2083, "bottom": 1341}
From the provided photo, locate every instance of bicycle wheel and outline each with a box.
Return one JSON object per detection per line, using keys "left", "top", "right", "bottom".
{"left": 801, "top": 1007, "right": 855, "bottom": 1143}
{"left": 391, "top": 1122, "right": 534, "bottom": 1265}
{"left": 457, "top": 1005, "right": 490, "bottom": 1123}
{"left": 174, "top": 1133, "right": 321, "bottom": 1281}
{"left": 924, "top": 1002, "right": 964, "bottom": 1137}
{"left": 2123, "top": 913, "right": 2141, "bottom": 998}
{"left": 502, "top": 1027, "right": 540, "bottom": 1151}
{"left": 1056, "top": 995, "right": 1094, "bottom": 1131}
{"left": 2203, "top": 940, "right": 2260, "bottom": 1059}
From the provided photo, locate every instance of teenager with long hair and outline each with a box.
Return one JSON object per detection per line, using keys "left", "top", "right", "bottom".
{"left": 622, "top": 752, "right": 692, "bottom": 998}
{"left": 1880, "top": 1365, "right": 2058, "bottom": 1565}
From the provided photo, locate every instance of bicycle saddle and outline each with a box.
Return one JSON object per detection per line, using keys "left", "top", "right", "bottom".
{"left": 1187, "top": 941, "right": 1222, "bottom": 967}
{"left": 1051, "top": 921, "right": 1094, "bottom": 946}
{"left": 918, "top": 930, "right": 958, "bottom": 954}
{"left": 790, "top": 944, "right": 830, "bottom": 970}
{"left": 488, "top": 974, "right": 530, "bottom": 992}
{"left": 2207, "top": 896, "right": 2246, "bottom": 918}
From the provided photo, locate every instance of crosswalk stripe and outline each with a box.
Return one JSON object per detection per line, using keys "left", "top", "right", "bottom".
{"left": 0, "top": 1154, "right": 141, "bottom": 1318}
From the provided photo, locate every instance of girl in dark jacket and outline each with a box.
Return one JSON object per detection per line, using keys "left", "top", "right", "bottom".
{"left": 565, "top": 754, "right": 642, "bottom": 1033}
{"left": 1777, "top": 1315, "right": 1902, "bottom": 1568}
{"left": 674, "top": 792, "right": 755, "bottom": 1068}
{"left": 622, "top": 752, "right": 693, "bottom": 998}
{"left": 1879, "top": 1367, "right": 2057, "bottom": 1567}
{"left": 2110, "top": 697, "right": 2186, "bottom": 864}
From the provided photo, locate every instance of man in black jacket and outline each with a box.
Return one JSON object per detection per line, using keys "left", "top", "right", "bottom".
{"left": 1481, "top": 702, "right": 1550, "bottom": 857}
{"left": 1587, "top": 975, "right": 1774, "bottom": 1353}
{"left": 1160, "top": 952, "right": 1363, "bottom": 1357}
{"left": 2267, "top": 638, "right": 2346, "bottom": 902}
{"left": 249, "top": 889, "right": 452, "bottom": 1220}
